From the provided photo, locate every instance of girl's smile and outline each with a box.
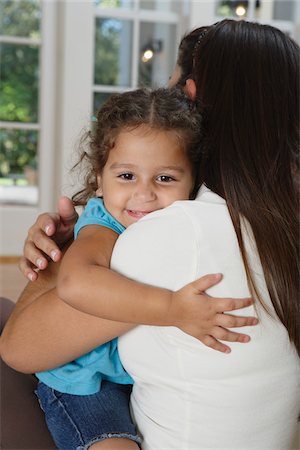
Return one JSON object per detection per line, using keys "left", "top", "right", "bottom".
{"left": 96, "top": 124, "right": 194, "bottom": 228}
{"left": 125, "top": 209, "right": 155, "bottom": 219}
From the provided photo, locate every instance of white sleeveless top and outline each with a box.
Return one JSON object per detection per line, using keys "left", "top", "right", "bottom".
{"left": 111, "top": 185, "right": 300, "bottom": 450}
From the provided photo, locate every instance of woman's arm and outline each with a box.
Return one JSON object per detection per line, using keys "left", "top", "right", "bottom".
{"left": 1, "top": 289, "right": 132, "bottom": 374}
{"left": 0, "top": 246, "right": 132, "bottom": 374}
{"left": 57, "top": 224, "right": 257, "bottom": 353}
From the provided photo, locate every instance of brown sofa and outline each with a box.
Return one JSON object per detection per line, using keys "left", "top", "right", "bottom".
{"left": 0, "top": 297, "right": 56, "bottom": 449}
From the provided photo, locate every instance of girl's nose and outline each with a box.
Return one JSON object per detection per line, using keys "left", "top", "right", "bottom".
{"left": 133, "top": 182, "right": 157, "bottom": 202}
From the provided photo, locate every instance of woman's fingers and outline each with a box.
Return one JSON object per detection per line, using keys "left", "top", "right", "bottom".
{"left": 57, "top": 196, "right": 78, "bottom": 226}
{"left": 28, "top": 212, "right": 60, "bottom": 238}
{"left": 19, "top": 198, "right": 76, "bottom": 281}
{"left": 19, "top": 215, "right": 62, "bottom": 280}
{"left": 18, "top": 256, "right": 39, "bottom": 282}
{"left": 26, "top": 227, "right": 61, "bottom": 263}
{"left": 29, "top": 227, "right": 61, "bottom": 262}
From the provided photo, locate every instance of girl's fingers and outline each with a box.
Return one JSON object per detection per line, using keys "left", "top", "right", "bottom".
{"left": 188, "top": 277, "right": 254, "bottom": 314}
{"left": 215, "top": 297, "right": 253, "bottom": 312}
{"left": 210, "top": 326, "right": 251, "bottom": 343}
{"left": 201, "top": 334, "right": 231, "bottom": 354}
{"left": 216, "top": 313, "right": 258, "bottom": 328}
{"left": 190, "top": 273, "right": 223, "bottom": 292}
{"left": 200, "top": 326, "right": 253, "bottom": 354}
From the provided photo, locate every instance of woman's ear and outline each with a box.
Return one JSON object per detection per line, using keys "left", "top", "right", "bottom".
{"left": 95, "top": 173, "right": 103, "bottom": 197}
{"left": 185, "top": 78, "right": 197, "bottom": 101}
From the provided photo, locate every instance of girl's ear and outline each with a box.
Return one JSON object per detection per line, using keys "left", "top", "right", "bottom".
{"left": 185, "top": 78, "right": 197, "bottom": 101}
{"left": 95, "top": 173, "right": 103, "bottom": 197}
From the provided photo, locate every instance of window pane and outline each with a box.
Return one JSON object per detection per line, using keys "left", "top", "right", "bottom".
{"left": 0, "top": 129, "right": 38, "bottom": 178}
{"left": 93, "top": 92, "right": 114, "bottom": 113}
{"left": 94, "top": 18, "right": 133, "bottom": 86}
{"left": 94, "top": 0, "right": 134, "bottom": 9}
{"left": 0, "top": 0, "right": 41, "bottom": 38}
{"left": 216, "top": 1, "right": 249, "bottom": 18}
{"left": 0, "top": 128, "right": 39, "bottom": 204}
{"left": 139, "top": 0, "right": 179, "bottom": 12}
{"left": 139, "top": 22, "right": 177, "bottom": 87}
{"left": 0, "top": 43, "right": 39, "bottom": 122}
{"left": 273, "top": 1, "right": 295, "bottom": 21}
{"left": 216, "top": 1, "right": 296, "bottom": 20}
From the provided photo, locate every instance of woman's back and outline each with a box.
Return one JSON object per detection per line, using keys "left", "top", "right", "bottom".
{"left": 112, "top": 186, "right": 300, "bottom": 449}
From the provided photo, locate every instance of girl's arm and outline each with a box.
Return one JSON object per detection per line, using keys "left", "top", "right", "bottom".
{"left": 57, "top": 225, "right": 258, "bottom": 353}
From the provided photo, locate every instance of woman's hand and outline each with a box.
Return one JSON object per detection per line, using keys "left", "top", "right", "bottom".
{"left": 169, "top": 274, "right": 258, "bottom": 353}
{"left": 19, "top": 197, "right": 78, "bottom": 281}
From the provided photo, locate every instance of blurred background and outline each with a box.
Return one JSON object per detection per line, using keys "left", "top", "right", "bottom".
{"left": 1, "top": 0, "right": 300, "bottom": 255}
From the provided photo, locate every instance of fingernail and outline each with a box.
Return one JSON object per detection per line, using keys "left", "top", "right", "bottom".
{"left": 224, "top": 348, "right": 231, "bottom": 354}
{"left": 28, "top": 272, "right": 35, "bottom": 282}
{"left": 45, "top": 225, "right": 52, "bottom": 235}
{"left": 50, "top": 250, "right": 59, "bottom": 261}
{"left": 36, "top": 258, "right": 45, "bottom": 269}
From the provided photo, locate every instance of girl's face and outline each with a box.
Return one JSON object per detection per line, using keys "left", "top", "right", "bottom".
{"left": 96, "top": 125, "right": 194, "bottom": 228}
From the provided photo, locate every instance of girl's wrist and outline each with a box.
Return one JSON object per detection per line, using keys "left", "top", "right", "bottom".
{"left": 163, "top": 291, "right": 181, "bottom": 328}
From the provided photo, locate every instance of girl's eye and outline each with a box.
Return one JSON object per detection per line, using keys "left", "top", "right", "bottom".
{"left": 118, "top": 173, "right": 135, "bottom": 180}
{"left": 157, "top": 175, "right": 175, "bottom": 183}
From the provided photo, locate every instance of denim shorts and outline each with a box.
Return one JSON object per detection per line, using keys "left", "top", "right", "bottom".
{"left": 35, "top": 381, "right": 142, "bottom": 450}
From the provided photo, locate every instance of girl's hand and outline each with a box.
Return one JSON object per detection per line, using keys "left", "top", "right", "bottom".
{"left": 169, "top": 274, "right": 258, "bottom": 353}
{"left": 19, "top": 197, "right": 78, "bottom": 282}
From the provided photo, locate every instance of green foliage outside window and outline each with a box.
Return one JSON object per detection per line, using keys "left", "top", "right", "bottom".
{"left": 94, "top": 18, "right": 128, "bottom": 86}
{"left": 0, "top": 44, "right": 39, "bottom": 123}
{"left": 94, "top": 0, "right": 125, "bottom": 8}
{"left": 0, "top": 129, "right": 38, "bottom": 178}
{"left": 0, "top": 0, "right": 40, "bottom": 180}
{"left": 0, "top": 0, "right": 40, "bottom": 37}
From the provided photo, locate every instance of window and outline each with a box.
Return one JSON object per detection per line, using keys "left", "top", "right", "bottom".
{"left": 0, "top": 0, "right": 41, "bottom": 205}
{"left": 0, "top": 0, "right": 56, "bottom": 254}
{"left": 93, "top": 0, "right": 181, "bottom": 112}
{"left": 215, "top": 0, "right": 298, "bottom": 35}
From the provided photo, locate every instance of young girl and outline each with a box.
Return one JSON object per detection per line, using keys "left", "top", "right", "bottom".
{"left": 34, "top": 87, "right": 256, "bottom": 450}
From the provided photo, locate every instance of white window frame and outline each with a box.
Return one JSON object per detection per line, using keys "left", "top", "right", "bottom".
{"left": 93, "top": 0, "right": 185, "bottom": 93}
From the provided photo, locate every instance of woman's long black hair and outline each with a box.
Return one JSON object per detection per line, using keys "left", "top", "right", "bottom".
{"left": 193, "top": 19, "right": 300, "bottom": 354}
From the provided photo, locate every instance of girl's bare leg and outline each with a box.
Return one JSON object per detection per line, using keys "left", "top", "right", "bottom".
{"left": 90, "top": 437, "right": 139, "bottom": 449}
